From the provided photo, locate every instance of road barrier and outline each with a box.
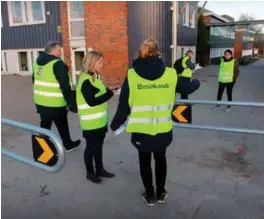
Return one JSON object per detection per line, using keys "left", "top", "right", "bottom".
{"left": 1, "top": 118, "right": 66, "bottom": 172}
{"left": 173, "top": 100, "right": 264, "bottom": 135}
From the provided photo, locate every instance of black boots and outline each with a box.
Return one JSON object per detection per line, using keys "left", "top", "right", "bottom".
{"left": 96, "top": 168, "right": 115, "bottom": 178}
{"left": 86, "top": 168, "right": 115, "bottom": 184}
{"left": 87, "top": 173, "right": 103, "bottom": 184}
{"left": 65, "top": 140, "right": 81, "bottom": 152}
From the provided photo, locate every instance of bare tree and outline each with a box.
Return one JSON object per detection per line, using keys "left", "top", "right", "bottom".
{"left": 238, "top": 13, "right": 262, "bottom": 34}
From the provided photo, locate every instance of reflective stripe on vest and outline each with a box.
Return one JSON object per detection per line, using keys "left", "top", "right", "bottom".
{"left": 80, "top": 111, "right": 107, "bottom": 121}
{"left": 131, "top": 104, "right": 173, "bottom": 113}
{"left": 33, "top": 59, "right": 68, "bottom": 107}
{"left": 126, "top": 67, "right": 177, "bottom": 136}
{"left": 218, "top": 59, "right": 235, "bottom": 83}
{"left": 76, "top": 73, "right": 108, "bottom": 131}
{"left": 180, "top": 55, "right": 192, "bottom": 78}
{"left": 34, "top": 90, "right": 63, "bottom": 97}
{"left": 128, "top": 117, "right": 171, "bottom": 125}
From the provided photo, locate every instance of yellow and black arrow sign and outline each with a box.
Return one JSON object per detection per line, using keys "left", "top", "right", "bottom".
{"left": 32, "top": 134, "right": 58, "bottom": 166}
{"left": 172, "top": 104, "right": 192, "bottom": 123}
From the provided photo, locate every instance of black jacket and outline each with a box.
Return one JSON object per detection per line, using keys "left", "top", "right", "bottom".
{"left": 80, "top": 74, "right": 114, "bottom": 138}
{"left": 32, "top": 53, "right": 74, "bottom": 115}
{"left": 111, "top": 56, "right": 186, "bottom": 152}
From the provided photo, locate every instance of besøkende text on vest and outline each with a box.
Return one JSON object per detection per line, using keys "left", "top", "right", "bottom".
{"left": 137, "top": 83, "right": 169, "bottom": 90}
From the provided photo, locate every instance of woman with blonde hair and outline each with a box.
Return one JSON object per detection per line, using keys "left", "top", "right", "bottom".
{"left": 76, "top": 50, "right": 118, "bottom": 184}
{"left": 111, "top": 39, "right": 200, "bottom": 206}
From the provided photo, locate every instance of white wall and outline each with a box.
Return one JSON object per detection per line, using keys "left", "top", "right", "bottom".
{"left": 176, "top": 46, "right": 196, "bottom": 63}
{"left": 210, "top": 48, "right": 233, "bottom": 59}
{"left": 242, "top": 49, "right": 253, "bottom": 57}
{"left": 1, "top": 48, "right": 65, "bottom": 76}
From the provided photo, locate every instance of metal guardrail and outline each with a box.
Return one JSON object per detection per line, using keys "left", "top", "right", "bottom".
{"left": 173, "top": 100, "right": 264, "bottom": 135}
{"left": 1, "top": 118, "right": 66, "bottom": 173}
{"left": 176, "top": 99, "right": 264, "bottom": 107}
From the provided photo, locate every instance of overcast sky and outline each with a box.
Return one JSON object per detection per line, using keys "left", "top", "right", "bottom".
{"left": 198, "top": 1, "right": 264, "bottom": 21}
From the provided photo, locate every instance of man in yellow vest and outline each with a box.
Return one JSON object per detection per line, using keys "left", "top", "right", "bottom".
{"left": 215, "top": 49, "right": 239, "bottom": 112}
{"left": 32, "top": 41, "right": 80, "bottom": 152}
{"left": 174, "top": 50, "right": 200, "bottom": 99}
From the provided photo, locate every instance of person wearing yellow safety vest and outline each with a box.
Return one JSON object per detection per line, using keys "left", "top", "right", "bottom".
{"left": 76, "top": 50, "right": 119, "bottom": 184}
{"left": 215, "top": 49, "right": 240, "bottom": 112}
{"left": 111, "top": 39, "right": 200, "bottom": 206}
{"left": 173, "top": 50, "right": 200, "bottom": 99}
{"left": 32, "top": 41, "right": 81, "bottom": 152}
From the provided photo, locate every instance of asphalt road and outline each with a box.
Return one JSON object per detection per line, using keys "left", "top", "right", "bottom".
{"left": 1, "top": 60, "right": 264, "bottom": 219}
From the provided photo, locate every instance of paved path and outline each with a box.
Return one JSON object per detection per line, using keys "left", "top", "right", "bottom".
{"left": 2, "top": 60, "right": 264, "bottom": 219}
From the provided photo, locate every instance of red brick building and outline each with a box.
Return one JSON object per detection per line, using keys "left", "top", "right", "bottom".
{"left": 1, "top": 1, "right": 199, "bottom": 85}
{"left": 60, "top": 1, "right": 129, "bottom": 87}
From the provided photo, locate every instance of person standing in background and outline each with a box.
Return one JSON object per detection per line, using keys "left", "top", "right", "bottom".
{"left": 173, "top": 50, "right": 199, "bottom": 99}
{"left": 215, "top": 49, "right": 239, "bottom": 112}
{"left": 32, "top": 41, "right": 81, "bottom": 152}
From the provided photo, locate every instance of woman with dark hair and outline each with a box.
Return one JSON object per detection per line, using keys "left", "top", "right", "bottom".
{"left": 215, "top": 49, "right": 240, "bottom": 111}
{"left": 111, "top": 39, "right": 200, "bottom": 206}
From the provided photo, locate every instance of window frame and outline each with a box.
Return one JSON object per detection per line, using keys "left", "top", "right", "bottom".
{"left": 7, "top": 1, "right": 46, "bottom": 27}
{"left": 183, "top": 3, "right": 189, "bottom": 27}
{"left": 67, "top": 1, "right": 85, "bottom": 39}
{"left": 189, "top": 4, "right": 196, "bottom": 29}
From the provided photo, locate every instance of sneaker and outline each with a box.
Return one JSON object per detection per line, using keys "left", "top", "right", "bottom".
{"left": 142, "top": 192, "right": 155, "bottom": 207}
{"left": 224, "top": 106, "right": 232, "bottom": 112}
{"left": 87, "top": 173, "right": 103, "bottom": 184}
{"left": 157, "top": 191, "right": 168, "bottom": 204}
{"left": 214, "top": 105, "right": 221, "bottom": 110}
{"left": 96, "top": 168, "right": 115, "bottom": 178}
{"left": 65, "top": 140, "right": 81, "bottom": 152}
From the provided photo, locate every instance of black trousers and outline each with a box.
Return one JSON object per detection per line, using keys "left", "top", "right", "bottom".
{"left": 39, "top": 112, "right": 72, "bottom": 149}
{"left": 179, "top": 77, "right": 201, "bottom": 99}
{"left": 84, "top": 137, "right": 104, "bottom": 175}
{"left": 138, "top": 148, "right": 167, "bottom": 197}
{"left": 217, "top": 81, "right": 236, "bottom": 106}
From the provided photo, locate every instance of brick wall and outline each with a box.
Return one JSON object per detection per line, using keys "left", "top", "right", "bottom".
{"left": 234, "top": 31, "right": 243, "bottom": 59}
{"left": 60, "top": 1, "right": 72, "bottom": 73}
{"left": 204, "top": 16, "right": 210, "bottom": 25}
{"left": 84, "top": 2, "right": 129, "bottom": 86}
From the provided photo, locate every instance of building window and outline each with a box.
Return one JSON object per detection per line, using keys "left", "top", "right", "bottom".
{"left": 68, "top": 2, "right": 85, "bottom": 38}
{"left": 8, "top": 1, "right": 45, "bottom": 26}
{"left": 189, "top": 5, "right": 195, "bottom": 28}
{"left": 31, "top": 51, "right": 34, "bottom": 66}
{"left": 38, "top": 51, "right": 44, "bottom": 56}
{"left": 74, "top": 51, "right": 85, "bottom": 71}
{"left": 4, "top": 52, "right": 8, "bottom": 71}
{"left": 183, "top": 3, "right": 189, "bottom": 26}
{"left": 18, "top": 52, "right": 29, "bottom": 71}
{"left": 181, "top": 48, "right": 184, "bottom": 57}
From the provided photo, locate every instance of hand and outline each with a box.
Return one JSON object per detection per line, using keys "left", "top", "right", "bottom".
{"left": 109, "top": 86, "right": 120, "bottom": 93}
{"left": 69, "top": 106, "right": 77, "bottom": 113}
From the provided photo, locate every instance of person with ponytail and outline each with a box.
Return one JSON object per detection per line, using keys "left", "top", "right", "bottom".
{"left": 111, "top": 39, "right": 200, "bottom": 206}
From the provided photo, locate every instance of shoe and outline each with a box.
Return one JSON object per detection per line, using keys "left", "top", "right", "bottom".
{"left": 96, "top": 168, "right": 115, "bottom": 178}
{"left": 157, "top": 191, "right": 168, "bottom": 204}
{"left": 86, "top": 173, "right": 103, "bottom": 184}
{"left": 65, "top": 140, "right": 81, "bottom": 152}
{"left": 142, "top": 192, "right": 155, "bottom": 207}
{"left": 224, "top": 106, "right": 232, "bottom": 112}
{"left": 214, "top": 105, "right": 221, "bottom": 110}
